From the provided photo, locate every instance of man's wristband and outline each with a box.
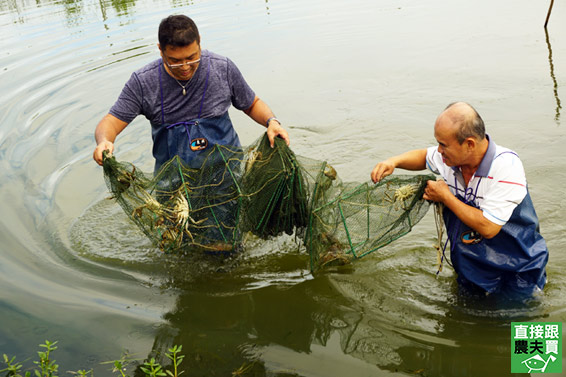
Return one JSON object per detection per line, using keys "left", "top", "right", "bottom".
{"left": 266, "top": 117, "right": 281, "bottom": 127}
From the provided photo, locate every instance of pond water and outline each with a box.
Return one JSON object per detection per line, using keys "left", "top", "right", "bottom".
{"left": 1, "top": 0, "right": 565, "bottom": 376}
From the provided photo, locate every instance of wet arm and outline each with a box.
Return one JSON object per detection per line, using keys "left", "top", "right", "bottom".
{"left": 93, "top": 113, "right": 129, "bottom": 165}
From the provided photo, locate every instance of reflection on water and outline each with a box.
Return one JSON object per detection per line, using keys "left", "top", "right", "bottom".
{"left": 2, "top": 0, "right": 140, "bottom": 24}
{"left": 545, "top": 27, "right": 562, "bottom": 124}
{"left": 148, "top": 278, "right": 350, "bottom": 376}
{"left": 119, "top": 246, "right": 548, "bottom": 377}
{"left": 1, "top": 0, "right": 565, "bottom": 376}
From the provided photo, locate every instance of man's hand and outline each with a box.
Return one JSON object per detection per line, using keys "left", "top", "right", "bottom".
{"left": 425, "top": 179, "right": 502, "bottom": 239}
{"left": 93, "top": 114, "right": 128, "bottom": 166}
{"left": 423, "top": 179, "right": 451, "bottom": 203}
{"left": 267, "top": 120, "right": 290, "bottom": 148}
{"left": 370, "top": 160, "right": 395, "bottom": 183}
{"left": 93, "top": 141, "right": 114, "bottom": 166}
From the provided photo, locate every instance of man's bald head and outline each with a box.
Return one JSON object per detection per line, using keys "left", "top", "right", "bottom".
{"left": 437, "top": 102, "right": 486, "bottom": 144}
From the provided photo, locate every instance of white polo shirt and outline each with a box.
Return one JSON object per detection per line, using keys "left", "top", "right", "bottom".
{"left": 425, "top": 136, "right": 527, "bottom": 226}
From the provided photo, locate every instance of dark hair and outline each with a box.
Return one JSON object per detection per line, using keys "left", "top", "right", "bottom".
{"left": 445, "top": 102, "right": 486, "bottom": 144}
{"left": 158, "top": 15, "right": 200, "bottom": 50}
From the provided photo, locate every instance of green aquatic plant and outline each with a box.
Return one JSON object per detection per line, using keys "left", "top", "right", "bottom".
{"left": 34, "top": 340, "right": 58, "bottom": 377}
{"left": 0, "top": 354, "right": 23, "bottom": 376}
{"left": 1, "top": 340, "right": 60, "bottom": 377}
{"left": 69, "top": 370, "right": 93, "bottom": 377}
{"left": 139, "top": 358, "right": 165, "bottom": 377}
{"left": 105, "top": 350, "right": 137, "bottom": 377}
{"left": 1, "top": 341, "right": 187, "bottom": 377}
{"left": 164, "top": 345, "right": 184, "bottom": 377}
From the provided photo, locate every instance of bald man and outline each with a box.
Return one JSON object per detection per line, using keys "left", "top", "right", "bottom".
{"left": 371, "top": 102, "right": 548, "bottom": 298}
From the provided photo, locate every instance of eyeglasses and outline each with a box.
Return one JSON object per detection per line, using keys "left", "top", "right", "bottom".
{"left": 164, "top": 55, "right": 201, "bottom": 69}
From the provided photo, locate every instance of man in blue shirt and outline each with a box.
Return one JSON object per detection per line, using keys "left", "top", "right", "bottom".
{"left": 93, "top": 14, "right": 289, "bottom": 171}
{"left": 371, "top": 102, "right": 548, "bottom": 297}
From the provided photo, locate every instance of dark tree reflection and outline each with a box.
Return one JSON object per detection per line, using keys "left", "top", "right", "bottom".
{"left": 545, "top": 27, "right": 562, "bottom": 124}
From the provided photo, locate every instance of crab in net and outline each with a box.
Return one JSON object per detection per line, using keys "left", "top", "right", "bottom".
{"left": 131, "top": 184, "right": 206, "bottom": 251}
{"left": 384, "top": 182, "right": 419, "bottom": 211}
{"left": 316, "top": 231, "right": 352, "bottom": 268}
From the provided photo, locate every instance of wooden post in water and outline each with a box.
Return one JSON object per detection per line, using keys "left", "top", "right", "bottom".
{"left": 544, "top": 0, "right": 554, "bottom": 28}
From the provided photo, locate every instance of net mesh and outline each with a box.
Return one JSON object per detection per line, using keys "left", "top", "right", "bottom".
{"left": 102, "top": 133, "right": 434, "bottom": 271}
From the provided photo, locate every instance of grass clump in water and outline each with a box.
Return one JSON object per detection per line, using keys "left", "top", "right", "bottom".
{"left": 1, "top": 341, "right": 185, "bottom": 377}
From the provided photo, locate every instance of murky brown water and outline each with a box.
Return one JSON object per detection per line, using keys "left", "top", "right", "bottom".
{"left": 1, "top": 0, "right": 565, "bottom": 376}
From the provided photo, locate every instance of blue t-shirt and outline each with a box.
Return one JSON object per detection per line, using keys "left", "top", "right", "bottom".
{"left": 109, "top": 50, "right": 256, "bottom": 125}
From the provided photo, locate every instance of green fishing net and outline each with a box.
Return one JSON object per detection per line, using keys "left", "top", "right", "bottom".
{"left": 102, "top": 133, "right": 434, "bottom": 271}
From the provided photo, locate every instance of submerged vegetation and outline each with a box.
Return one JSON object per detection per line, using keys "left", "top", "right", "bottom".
{"left": 1, "top": 341, "right": 185, "bottom": 377}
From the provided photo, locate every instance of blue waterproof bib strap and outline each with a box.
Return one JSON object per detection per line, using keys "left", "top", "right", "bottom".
{"left": 443, "top": 175, "right": 484, "bottom": 258}
{"left": 150, "top": 58, "right": 241, "bottom": 172}
{"left": 443, "top": 177, "right": 548, "bottom": 295}
{"left": 160, "top": 57, "right": 211, "bottom": 135}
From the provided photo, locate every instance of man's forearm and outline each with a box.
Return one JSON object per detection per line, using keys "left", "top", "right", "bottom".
{"left": 95, "top": 113, "right": 128, "bottom": 144}
{"left": 93, "top": 114, "right": 129, "bottom": 165}
{"left": 244, "top": 97, "right": 275, "bottom": 127}
{"left": 392, "top": 149, "right": 428, "bottom": 171}
{"left": 443, "top": 193, "right": 502, "bottom": 239}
